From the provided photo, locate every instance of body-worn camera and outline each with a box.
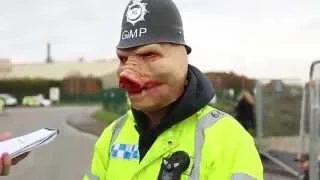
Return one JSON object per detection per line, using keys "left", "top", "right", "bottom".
{"left": 157, "top": 151, "right": 190, "bottom": 180}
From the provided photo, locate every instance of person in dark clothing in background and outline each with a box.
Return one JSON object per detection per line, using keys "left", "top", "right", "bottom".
{"left": 295, "top": 153, "right": 310, "bottom": 180}
{"left": 235, "top": 90, "right": 256, "bottom": 134}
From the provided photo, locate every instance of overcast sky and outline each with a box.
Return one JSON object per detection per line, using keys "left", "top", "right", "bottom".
{"left": 1, "top": 0, "right": 320, "bottom": 81}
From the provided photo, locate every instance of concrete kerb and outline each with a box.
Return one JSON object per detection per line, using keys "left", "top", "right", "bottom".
{"left": 262, "top": 159, "right": 300, "bottom": 178}
{"left": 65, "top": 113, "right": 108, "bottom": 137}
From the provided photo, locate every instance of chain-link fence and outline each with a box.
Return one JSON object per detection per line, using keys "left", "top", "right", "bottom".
{"left": 101, "top": 88, "right": 128, "bottom": 115}
{"left": 256, "top": 79, "right": 303, "bottom": 138}
{"left": 254, "top": 79, "right": 305, "bottom": 177}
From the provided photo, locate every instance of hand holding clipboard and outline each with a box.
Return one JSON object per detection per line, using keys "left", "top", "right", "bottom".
{"left": 0, "top": 128, "right": 59, "bottom": 176}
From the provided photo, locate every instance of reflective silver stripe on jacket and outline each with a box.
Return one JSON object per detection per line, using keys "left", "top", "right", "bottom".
{"left": 110, "top": 114, "right": 128, "bottom": 146}
{"left": 85, "top": 171, "right": 99, "bottom": 180}
{"left": 84, "top": 114, "right": 128, "bottom": 179}
{"left": 231, "top": 173, "right": 256, "bottom": 180}
{"left": 189, "top": 110, "right": 226, "bottom": 180}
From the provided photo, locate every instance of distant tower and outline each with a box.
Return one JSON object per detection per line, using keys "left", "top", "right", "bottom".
{"left": 46, "top": 43, "right": 53, "bottom": 63}
{"left": 79, "top": 57, "right": 84, "bottom": 63}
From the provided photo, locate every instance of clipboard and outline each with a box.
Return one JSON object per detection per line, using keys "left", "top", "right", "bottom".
{"left": 0, "top": 128, "right": 59, "bottom": 158}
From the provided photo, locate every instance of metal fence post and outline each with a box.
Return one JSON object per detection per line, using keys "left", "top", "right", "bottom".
{"left": 309, "top": 80, "right": 319, "bottom": 180}
{"left": 298, "top": 86, "right": 307, "bottom": 157}
{"left": 255, "top": 80, "right": 263, "bottom": 144}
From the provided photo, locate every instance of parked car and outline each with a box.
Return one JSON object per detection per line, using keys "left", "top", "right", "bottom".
{"left": 22, "top": 94, "right": 52, "bottom": 107}
{"left": 0, "top": 93, "right": 18, "bottom": 106}
{"left": 34, "top": 94, "right": 52, "bottom": 107}
{"left": 0, "top": 98, "right": 4, "bottom": 112}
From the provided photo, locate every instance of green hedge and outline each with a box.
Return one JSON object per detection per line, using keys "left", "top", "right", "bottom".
{"left": 0, "top": 78, "right": 107, "bottom": 104}
{"left": 0, "top": 78, "right": 61, "bottom": 102}
{"left": 93, "top": 109, "right": 120, "bottom": 124}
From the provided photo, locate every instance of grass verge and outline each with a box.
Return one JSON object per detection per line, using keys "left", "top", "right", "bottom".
{"left": 93, "top": 109, "right": 121, "bottom": 125}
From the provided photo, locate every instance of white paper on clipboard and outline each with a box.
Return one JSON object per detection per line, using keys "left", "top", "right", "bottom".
{"left": 0, "top": 128, "right": 59, "bottom": 158}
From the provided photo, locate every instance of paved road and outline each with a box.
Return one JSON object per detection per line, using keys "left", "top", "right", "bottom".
{"left": 264, "top": 171, "right": 298, "bottom": 180}
{"left": 0, "top": 106, "right": 298, "bottom": 180}
{"left": 0, "top": 106, "right": 99, "bottom": 180}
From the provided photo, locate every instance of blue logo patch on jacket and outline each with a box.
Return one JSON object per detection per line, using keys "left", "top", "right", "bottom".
{"left": 110, "top": 144, "right": 140, "bottom": 160}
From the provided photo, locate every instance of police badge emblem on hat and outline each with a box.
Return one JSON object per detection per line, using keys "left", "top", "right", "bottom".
{"left": 126, "top": 0, "right": 149, "bottom": 26}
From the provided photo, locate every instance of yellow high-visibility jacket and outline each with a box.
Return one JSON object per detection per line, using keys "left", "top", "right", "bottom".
{"left": 84, "top": 105, "right": 264, "bottom": 180}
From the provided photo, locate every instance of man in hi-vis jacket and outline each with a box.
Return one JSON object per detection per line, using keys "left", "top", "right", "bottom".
{"left": 84, "top": 0, "right": 263, "bottom": 179}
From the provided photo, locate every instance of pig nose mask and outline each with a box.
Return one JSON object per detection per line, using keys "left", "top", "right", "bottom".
{"left": 119, "top": 58, "right": 161, "bottom": 95}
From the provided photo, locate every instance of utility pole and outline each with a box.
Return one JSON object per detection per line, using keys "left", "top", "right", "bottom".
{"left": 241, "top": 76, "right": 245, "bottom": 90}
{"left": 240, "top": 56, "right": 247, "bottom": 90}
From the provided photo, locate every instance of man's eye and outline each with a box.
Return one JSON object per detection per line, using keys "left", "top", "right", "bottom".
{"left": 119, "top": 56, "right": 127, "bottom": 63}
{"left": 143, "top": 53, "right": 158, "bottom": 60}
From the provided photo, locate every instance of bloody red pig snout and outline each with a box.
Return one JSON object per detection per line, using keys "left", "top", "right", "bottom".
{"left": 119, "top": 71, "right": 162, "bottom": 94}
{"left": 119, "top": 70, "right": 144, "bottom": 93}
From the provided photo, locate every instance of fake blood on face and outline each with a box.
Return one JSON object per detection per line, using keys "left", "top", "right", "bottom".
{"left": 119, "top": 74, "right": 162, "bottom": 95}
